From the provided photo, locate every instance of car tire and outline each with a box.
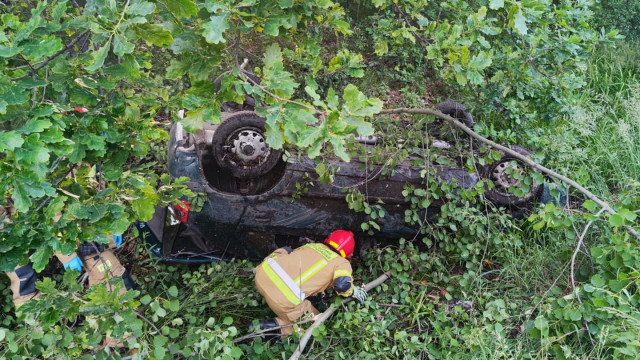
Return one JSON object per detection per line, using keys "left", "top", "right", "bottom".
{"left": 214, "top": 70, "right": 260, "bottom": 112}
{"left": 212, "top": 112, "right": 283, "bottom": 179}
{"left": 480, "top": 145, "right": 543, "bottom": 206}
{"left": 434, "top": 101, "right": 474, "bottom": 128}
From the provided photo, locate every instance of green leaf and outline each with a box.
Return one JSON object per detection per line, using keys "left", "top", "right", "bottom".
{"left": 127, "top": 0, "right": 156, "bottom": 16}
{"left": 513, "top": 10, "right": 527, "bottom": 35}
{"left": 18, "top": 119, "right": 52, "bottom": 134}
{"left": 590, "top": 274, "right": 606, "bottom": 287}
{"left": 223, "top": 316, "right": 233, "bottom": 325}
{"left": 166, "top": 59, "right": 190, "bottom": 79}
{"left": 168, "top": 285, "right": 179, "bottom": 297}
{"left": 44, "top": 196, "right": 67, "bottom": 220}
{"left": 330, "top": 137, "right": 350, "bottom": 162}
{"left": 161, "top": 0, "right": 197, "bottom": 18}
{"left": 140, "top": 294, "right": 151, "bottom": 305}
{"left": 608, "top": 213, "right": 624, "bottom": 227}
{"left": 81, "top": 133, "right": 106, "bottom": 151}
{"left": 3, "top": 86, "right": 30, "bottom": 105}
{"left": 113, "top": 35, "right": 135, "bottom": 57}
{"left": 583, "top": 200, "right": 596, "bottom": 211}
{"left": 489, "top": 0, "right": 504, "bottom": 9}
{"left": 0, "top": 131, "right": 24, "bottom": 151}
{"left": 0, "top": 44, "right": 22, "bottom": 57}
{"left": 12, "top": 180, "right": 32, "bottom": 212}
{"left": 327, "top": 88, "right": 338, "bottom": 110}
{"left": 133, "top": 24, "right": 174, "bottom": 47}
{"left": 618, "top": 208, "right": 637, "bottom": 222}
{"left": 609, "top": 279, "right": 628, "bottom": 292}
{"left": 202, "top": 14, "right": 229, "bottom": 44}
{"left": 31, "top": 245, "right": 53, "bottom": 272}
{"left": 565, "top": 308, "right": 581, "bottom": 321}
{"left": 22, "top": 35, "right": 63, "bottom": 60}
{"left": 343, "top": 84, "right": 360, "bottom": 109}
{"left": 230, "top": 346, "right": 243, "bottom": 359}
{"left": 181, "top": 108, "right": 205, "bottom": 133}
{"left": 534, "top": 316, "right": 548, "bottom": 330}
{"left": 85, "top": 39, "right": 112, "bottom": 72}
{"left": 263, "top": 43, "right": 283, "bottom": 67}
{"left": 132, "top": 197, "right": 155, "bottom": 220}
{"left": 278, "top": 0, "right": 293, "bottom": 8}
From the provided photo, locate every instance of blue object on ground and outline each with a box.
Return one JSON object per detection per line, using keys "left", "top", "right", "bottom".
{"left": 540, "top": 183, "right": 567, "bottom": 207}
{"left": 63, "top": 255, "right": 83, "bottom": 272}
{"left": 113, "top": 234, "right": 123, "bottom": 247}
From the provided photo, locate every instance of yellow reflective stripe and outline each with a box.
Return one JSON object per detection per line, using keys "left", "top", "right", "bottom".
{"left": 336, "top": 286, "right": 354, "bottom": 297}
{"left": 96, "top": 259, "right": 113, "bottom": 273}
{"left": 339, "top": 249, "right": 346, "bottom": 258}
{"left": 304, "top": 243, "right": 338, "bottom": 261}
{"left": 262, "top": 260, "right": 301, "bottom": 305}
{"left": 333, "top": 270, "right": 351, "bottom": 279}
{"left": 293, "top": 259, "right": 327, "bottom": 285}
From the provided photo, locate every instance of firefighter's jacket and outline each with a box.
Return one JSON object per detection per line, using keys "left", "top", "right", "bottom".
{"left": 256, "top": 243, "right": 354, "bottom": 307}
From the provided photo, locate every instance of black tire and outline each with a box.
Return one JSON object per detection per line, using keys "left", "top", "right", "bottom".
{"left": 214, "top": 70, "right": 260, "bottom": 112}
{"left": 212, "top": 112, "right": 283, "bottom": 179}
{"left": 434, "top": 101, "right": 474, "bottom": 128}
{"left": 480, "top": 145, "right": 543, "bottom": 206}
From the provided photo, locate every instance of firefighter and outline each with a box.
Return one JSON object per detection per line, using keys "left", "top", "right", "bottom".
{"left": 253, "top": 229, "right": 368, "bottom": 337}
{"left": 5, "top": 235, "right": 135, "bottom": 308}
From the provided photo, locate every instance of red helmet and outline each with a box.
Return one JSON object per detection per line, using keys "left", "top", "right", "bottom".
{"left": 324, "top": 230, "right": 355, "bottom": 258}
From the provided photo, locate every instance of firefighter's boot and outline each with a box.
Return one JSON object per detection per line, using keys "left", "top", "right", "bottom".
{"left": 249, "top": 318, "right": 282, "bottom": 342}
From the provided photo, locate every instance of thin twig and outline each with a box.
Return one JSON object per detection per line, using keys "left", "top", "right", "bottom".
{"left": 135, "top": 311, "right": 160, "bottom": 334}
{"left": 570, "top": 208, "right": 605, "bottom": 290}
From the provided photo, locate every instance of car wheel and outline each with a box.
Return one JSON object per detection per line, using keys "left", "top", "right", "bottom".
{"left": 212, "top": 112, "right": 283, "bottom": 179}
{"left": 431, "top": 101, "right": 475, "bottom": 139}
{"left": 481, "top": 145, "right": 543, "bottom": 206}
{"left": 214, "top": 69, "right": 260, "bottom": 112}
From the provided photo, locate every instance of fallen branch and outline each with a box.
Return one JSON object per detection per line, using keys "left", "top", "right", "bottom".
{"left": 379, "top": 107, "right": 640, "bottom": 241}
{"left": 289, "top": 271, "right": 390, "bottom": 360}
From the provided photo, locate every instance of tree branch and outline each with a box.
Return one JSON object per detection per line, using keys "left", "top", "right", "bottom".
{"left": 11, "top": 30, "right": 89, "bottom": 81}
{"left": 289, "top": 272, "right": 391, "bottom": 360}
{"left": 379, "top": 107, "right": 640, "bottom": 241}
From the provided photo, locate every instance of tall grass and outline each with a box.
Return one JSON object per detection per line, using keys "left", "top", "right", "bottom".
{"left": 545, "top": 43, "right": 640, "bottom": 195}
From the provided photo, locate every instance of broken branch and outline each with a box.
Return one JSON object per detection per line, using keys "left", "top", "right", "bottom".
{"left": 380, "top": 107, "right": 640, "bottom": 241}
{"left": 289, "top": 271, "right": 391, "bottom": 360}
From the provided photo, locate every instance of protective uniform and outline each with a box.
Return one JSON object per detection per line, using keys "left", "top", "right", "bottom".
{"left": 5, "top": 234, "right": 134, "bottom": 307}
{"left": 254, "top": 232, "right": 357, "bottom": 336}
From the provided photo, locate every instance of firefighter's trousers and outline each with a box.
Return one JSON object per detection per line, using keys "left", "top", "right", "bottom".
{"left": 255, "top": 268, "right": 320, "bottom": 335}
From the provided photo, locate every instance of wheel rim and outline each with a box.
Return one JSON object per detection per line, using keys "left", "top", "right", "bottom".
{"left": 223, "top": 126, "right": 271, "bottom": 167}
{"left": 490, "top": 160, "right": 533, "bottom": 198}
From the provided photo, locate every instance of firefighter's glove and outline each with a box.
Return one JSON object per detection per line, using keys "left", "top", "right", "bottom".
{"left": 352, "top": 286, "right": 368, "bottom": 304}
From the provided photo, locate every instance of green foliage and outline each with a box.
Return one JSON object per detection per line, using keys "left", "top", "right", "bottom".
{"left": 1, "top": 0, "right": 639, "bottom": 359}
{"left": 593, "top": 0, "right": 640, "bottom": 40}
{"left": 0, "top": 0, "right": 375, "bottom": 271}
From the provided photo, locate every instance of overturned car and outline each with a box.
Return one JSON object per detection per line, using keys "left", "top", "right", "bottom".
{"left": 136, "top": 101, "right": 545, "bottom": 262}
